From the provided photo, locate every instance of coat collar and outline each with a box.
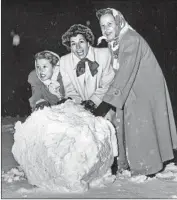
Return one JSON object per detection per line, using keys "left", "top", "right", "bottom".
{"left": 72, "top": 46, "right": 95, "bottom": 70}
{"left": 108, "top": 23, "right": 132, "bottom": 50}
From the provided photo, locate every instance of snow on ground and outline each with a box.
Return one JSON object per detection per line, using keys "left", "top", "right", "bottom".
{"left": 1, "top": 116, "right": 177, "bottom": 199}
{"left": 2, "top": 166, "right": 26, "bottom": 183}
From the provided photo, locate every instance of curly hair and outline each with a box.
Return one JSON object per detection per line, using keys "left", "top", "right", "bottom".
{"left": 96, "top": 8, "right": 114, "bottom": 20}
{"left": 35, "top": 51, "right": 59, "bottom": 67}
{"left": 62, "top": 24, "right": 95, "bottom": 50}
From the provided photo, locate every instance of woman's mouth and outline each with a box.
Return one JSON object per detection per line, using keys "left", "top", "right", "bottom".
{"left": 76, "top": 51, "right": 84, "bottom": 56}
{"left": 105, "top": 32, "right": 112, "bottom": 37}
{"left": 40, "top": 74, "right": 46, "bottom": 78}
{"left": 105, "top": 32, "right": 115, "bottom": 41}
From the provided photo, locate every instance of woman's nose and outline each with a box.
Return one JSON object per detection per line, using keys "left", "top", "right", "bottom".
{"left": 39, "top": 68, "right": 44, "bottom": 73}
{"left": 105, "top": 26, "right": 110, "bottom": 33}
{"left": 76, "top": 43, "right": 81, "bottom": 49}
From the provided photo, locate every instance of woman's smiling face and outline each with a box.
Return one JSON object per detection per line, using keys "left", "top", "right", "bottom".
{"left": 99, "top": 13, "right": 119, "bottom": 42}
{"left": 70, "top": 34, "right": 89, "bottom": 59}
{"left": 35, "top": 59, "right": 53, "bottom": 81}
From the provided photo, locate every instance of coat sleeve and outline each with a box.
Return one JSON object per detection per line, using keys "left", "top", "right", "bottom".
{"left": 28, "top": 70, "right": 44, "bottom": 110}
{"left": 103, "top": 36, "right": 141, "bottom": 109}
{"left": 90, "top": 49, "right": 115, "bottom": 106}
{"left": 57, "top": 72, "right": 65, "bottom": 98}
{"left": 60, "top": 57, "right": 82, "bottom": 103}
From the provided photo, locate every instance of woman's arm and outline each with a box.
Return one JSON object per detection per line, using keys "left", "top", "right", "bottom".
{"left": 103, "top": 35, "right": 141, "bottom": 109}
{"left": 90, "top": 49, "right": 115, "bottom": 106}
{"left": 28, "top": 70, "right": 45, "bottom": 111}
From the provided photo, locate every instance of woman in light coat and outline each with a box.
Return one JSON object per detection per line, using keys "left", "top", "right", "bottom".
{"left": 60, "top": 24, "right": 115, "bottom": 112}
{"left": 94, "top": 8, "right": 177, "bottom": 176}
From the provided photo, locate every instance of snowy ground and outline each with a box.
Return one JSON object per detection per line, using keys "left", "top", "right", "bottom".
{"left": 1, "top": 117, "right": 177, "bottom": 199}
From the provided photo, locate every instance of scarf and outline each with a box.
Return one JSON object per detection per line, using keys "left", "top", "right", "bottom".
{"left": 76, "top": 58, "right": 99, "bottom": 77}
{"left": 97, "top": 8, "right": 135, "bottom": 70}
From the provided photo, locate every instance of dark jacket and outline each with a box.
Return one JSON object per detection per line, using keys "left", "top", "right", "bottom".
{"left": 28, "top": 70, "right": 65, "bottom": 110}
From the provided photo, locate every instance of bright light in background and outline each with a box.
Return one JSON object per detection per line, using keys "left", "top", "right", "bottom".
{"left": 86, "top": 20, "right": 90, "bottom": 26}
{"left": 11, "top": 30, "right": 20, "bottom": 46}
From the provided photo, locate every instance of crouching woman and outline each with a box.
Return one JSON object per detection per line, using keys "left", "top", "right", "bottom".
{"left": 28, "top": 50, "right": 65, "bottom": 111}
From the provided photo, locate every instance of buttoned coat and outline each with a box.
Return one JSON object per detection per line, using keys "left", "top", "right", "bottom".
{"left": 104, "top": 29, "right": 177, "bottom": 175}
{"left": 60, "top": 46, "right": 115, "bottom": 106}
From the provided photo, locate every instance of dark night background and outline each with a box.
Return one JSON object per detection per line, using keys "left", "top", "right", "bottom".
{"left": 1, "top": 0, "right": 177, "bottom": 123}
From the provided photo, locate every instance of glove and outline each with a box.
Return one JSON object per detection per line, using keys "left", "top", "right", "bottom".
{"left": 57, "top": 97, "right": 72, "bottom": 105}
{"left": 93, "top": 101, "right": 116, "bottom": 117}
{"left": 81, "top": 100, "right": 97, "bottom": 113}
{"left": 35, "top": 101, "right": 50, "bottom": 110}
{"left": 81, "top": 100, "right": 87, "bottom": 106}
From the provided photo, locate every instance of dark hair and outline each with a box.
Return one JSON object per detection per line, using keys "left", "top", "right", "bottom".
{"left": 62, "top": 24, "right": 95, "bottom": 50}
{"left": 96, "top": 8, "right": 114, "bottom": 20}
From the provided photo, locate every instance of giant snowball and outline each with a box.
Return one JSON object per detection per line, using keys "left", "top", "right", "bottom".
{"left": 12, "top": 100, "right": 118, "bottom": 192}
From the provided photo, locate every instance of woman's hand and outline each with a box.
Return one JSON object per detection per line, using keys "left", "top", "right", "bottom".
{"left": 57, "top": 97, "right": 72, "bottom": 105}
{"left": 93, "top": 101, "right": 116, "bottom": 117}
{"left": 35, "top": 101, "right": 50, "bottom": 110}
{"left": 81, "top": 100, "right": 97, "bottom": 113}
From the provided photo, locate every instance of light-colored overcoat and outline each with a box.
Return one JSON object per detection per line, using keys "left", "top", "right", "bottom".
{"left": 104, "top": 29, "right": 177, "bottom": 175}
{"left": 60, "top": 46, "right": 115, "bottom": 106}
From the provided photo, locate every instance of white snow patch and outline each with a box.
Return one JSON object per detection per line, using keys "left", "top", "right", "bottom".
{"left": 171, "top": 195, "right": 177, "bottom": 199}
{"left": 12, "top": 100, "right": 118, "bottom": 193}
{"left": 156, "top": 171, "right": 176, "bottom": 179}
{"left": 2, "top": 124, "right": 15, "bottom": 133}
{"left": 2, "top": 166, "right": 26, "bottom": 183}
{"left": 156, "top": 163, "right": 177, "bottom": 181}
{"left": 118, "top": 170, "right": 131, "bottom": 179}
{"left": 130, "top": 175, "right": 148, "bottom": 183}
{"left": 119, "top": 163, "right": 177, "bottom": 183}
{"left": 165, "top": 163, "right": 177, "bottom": 173}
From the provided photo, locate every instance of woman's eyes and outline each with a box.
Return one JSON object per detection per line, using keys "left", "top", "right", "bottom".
{"left": 36, "top": 65, "right": 47, "bottom": 69}
{"left": 71, "top": 40, "right": 85, "bottom": 46}
{"left": 101, "top": 23, "right": 112, "bottom": 28}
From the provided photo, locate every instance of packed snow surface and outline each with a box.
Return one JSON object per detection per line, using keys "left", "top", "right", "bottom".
{"left": 12, "top": 100, "right": 118, "bottom": 192}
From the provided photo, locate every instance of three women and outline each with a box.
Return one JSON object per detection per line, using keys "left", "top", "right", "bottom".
{"left": 28, "top": 8, "right": 177, "bottom": 177}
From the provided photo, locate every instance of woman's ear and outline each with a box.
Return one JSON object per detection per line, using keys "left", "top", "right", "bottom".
{"left": 120, "top": 17, "right": 125, "bottom": 28}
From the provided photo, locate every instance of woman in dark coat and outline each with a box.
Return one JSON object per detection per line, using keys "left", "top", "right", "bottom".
{"left": 94, "top": 8, "right": 177, "bottom": 176}
{"left": 28, "top": 50, "right": 65, "bottom": 111}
